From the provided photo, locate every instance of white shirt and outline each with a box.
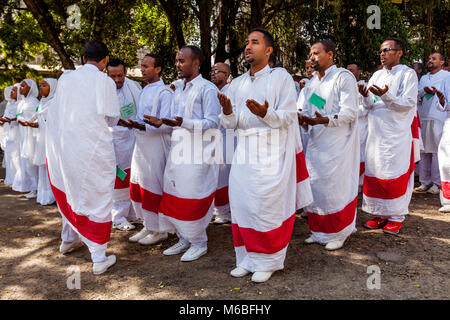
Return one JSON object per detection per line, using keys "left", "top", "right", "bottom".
{"left": 418, "top": 69, "right": 449, "bottom": 122}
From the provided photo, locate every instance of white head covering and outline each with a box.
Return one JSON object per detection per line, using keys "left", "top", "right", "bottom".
{"left": 13, "top": 83, "right": 21, "bottom": 102}
{"left": 21, "top": 79, "right": 39, "bottom": 99}
{"left": 3, "top": 86, "right": 13, "bottom": 102}
{"left": 40, "top": 78, "right": 58, "bottom": 104}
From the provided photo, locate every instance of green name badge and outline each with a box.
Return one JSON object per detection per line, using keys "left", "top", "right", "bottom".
{"left": 16, "top": 111, "right": 22, "bottom": 117}
{"left": 373, "top": 95, "right": 379, "bottom": 103}
{"left": 116, "top": 166, "right": 127, "bottom": 181}
{"left": 424, "top": 93, "right": 434, "bottom": 100}
{"left": 309, "top": 93, "right": 326, "bottom": 109}
{"left": 120, "top": 102, "right": 136, "bottom": 119}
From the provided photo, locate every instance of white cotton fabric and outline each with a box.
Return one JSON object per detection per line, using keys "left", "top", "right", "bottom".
{"left": 220, "top": 65, "right": 313, "bottom": 272}
{"left": 301, "top": 65, "right": 360, "bottom": 244}
{"left": 130, "top": 79, "right": 173, "bottom": 232}
{"left": 362, "top": 64, "right": 418, "bottom": 217}
{"left": 437, "top": 76, "right": 450, "bottom": 206}
{"left": 13, "top": 80, "right": 39, "bottom": 192}
{"left": 47, "top": 64, "right": 121, "bottom": 223}
{"left": 158, "top": 74, "right": 221, "bottom": 244}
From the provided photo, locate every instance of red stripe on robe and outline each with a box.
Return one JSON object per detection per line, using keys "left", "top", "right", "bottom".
{"left": 360, "top": 162, "right": 365, "bottom": 177}
{"left": 411, "top": 116, "right": 419, "bottom": 139}
{"left": 214, "top": 186, "right": 229, "bottom": 207}
{"left": 363, "top": 142, "right": 415, "bottom": 200}
{"left": 232, "top": 213, "right": 296, "bottom": 254}
{"left": 159, "top": 191, "right": 215, "bottom": 221}
{"left": 442, "top": 181, "right": 450, "bottom": 200}
{"left": 47, "top": 162, "right": 111, "bottom": 245}
{"left": 114, "top": 168, "right": 131, "bottom": 189}
{"left": 307, "top": 196, "right": 357, "bottom": 234}
{"left": 296, "top": 151, "right": 309, "bottom": 183}
{"left": 130, "top": 182, "right": 161, "bottom": 213}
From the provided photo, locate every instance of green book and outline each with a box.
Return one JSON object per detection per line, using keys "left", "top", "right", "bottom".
{"left": 116, "top": 166, "right": 127, "bottom": 181}
{"left": 424, "top": 93, "right": 434, "bottom": 100}
{"left": 309, "top": 93, "right": 326, "bottom": 109}
{"left": 120, "top": 102, "right": 136, "bottom": 119}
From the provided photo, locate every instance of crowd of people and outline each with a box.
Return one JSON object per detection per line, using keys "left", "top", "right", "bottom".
{"left": 0, "top": 28, "right": 449, "bottom": 283}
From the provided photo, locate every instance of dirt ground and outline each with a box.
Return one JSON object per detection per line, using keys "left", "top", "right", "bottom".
{"left": 0, "top": 161, "right": 449, "bottom": 300}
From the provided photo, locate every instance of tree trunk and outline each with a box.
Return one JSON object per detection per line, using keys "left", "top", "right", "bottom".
{"left": 158, "top": 0, "right": 186, "bottom": 49}
{"left": 23, "top": 0, "right": 75, "bottom": 69}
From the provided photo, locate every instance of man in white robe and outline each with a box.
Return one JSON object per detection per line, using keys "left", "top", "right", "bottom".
{"left": 46, "top": 40, "right": 119, "bottom": 274}
{"left": 125, "top": 54, "right": 174, "bottom": 246}
{"left": 347, "top": 61, "right": 368, "bottom": 189}
{"left": 414, "top": 53, "right": 449, "bottom": 194}
{"left": 219, "top": 29, "right": 313, "bottom": 283}
{"left": 436, "top": 77, "right": 450, "bottom": 212}
{"left": 298, "top": 41, "right": 359, "bottom": 251}
{"left": 359, "top": 38, "right": 418, "bottom": 235}
{"left": 106, "top": 58, "right": 142, "bottom": 231}
{"left": 210, "top": 62, "right": 233, "bottom": 225}
{"left": 157, "top": 46, "right": 221, "bottom": 262}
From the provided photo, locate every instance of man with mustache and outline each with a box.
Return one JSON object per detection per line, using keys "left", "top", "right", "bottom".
{"left": 414, "top": 53, "right": 449, "bottom": 195}
{"left": 359, "top": 38, "right": 418, "bottom": 235}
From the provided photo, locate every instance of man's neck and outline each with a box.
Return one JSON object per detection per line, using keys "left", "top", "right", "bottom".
{"left": 384, "top": 61, "right": 399, "bottom": 70}
{"left": 146, "top": 76, "right": 160, "bottom": 85}
{"left": 86, "top": 61, "right": 102, "bottom": 71}
{"left": 317, "top": 63, "right": 333, "bottom": 80}
{"left": 216, "top": 82, "right": 226, "bottom": 90}
{"left": 429, "top": 67, "right": 441, "bottom": 75}
{"left": 249, "top": 62, "right": 268, "bottom": 76}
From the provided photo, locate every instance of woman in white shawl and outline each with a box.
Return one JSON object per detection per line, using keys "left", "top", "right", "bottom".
{"left": 26, "top": 78, "right": 58, "bottom": 205}
{"left": 13, "top": 79, "right": 39, "bottom": 197}
{"left": 0, "top": 85, "right": 20, "bottom": 186}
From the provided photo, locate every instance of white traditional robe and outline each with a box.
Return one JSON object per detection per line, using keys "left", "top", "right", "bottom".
{"left": 357, "top": 80, "right": 369, "bottom": 186}
{"left": 129, "top": 79, "right": 173, "bottom": 232}
{"left": 29, "top": 78, "right": 58, "bottom": 205}
{"left": 417, "top": 70, "right": 449, "bottom": 186}
{"left": 158, "top": 74, "right": 221, "bottom": 246}
{"left": 110, "top": 77, "right": 141, "bottom": 225}
{"left": 301, "top": 65, "right": 359, "bottom": 244}
{"left": 47, "top": 64, "right": 120, "bottom": 247}
{"left": 221, "top": 65, "right": 313, "bottom": 272}
{"left": 13, "top": 79, "right": 39, "bottom": 192}
{"left": 437, "top": 76, "right": 450, "bottom": 207}
{"left": 214, "top": 83, "right": 233, "bottom": 220}
{"left": 296, "top": 79, "right": 311, "bottom": 153}
{"left": 1, "top": 86, "right": 20, "bottom": 186}
{"left": 362, "top": 64, "right": 418, "bottom": 220}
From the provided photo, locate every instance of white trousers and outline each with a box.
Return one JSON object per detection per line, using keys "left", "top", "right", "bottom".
{"left": 60, "top": 215, "right": 108, "bottom": 263}
{"left": 419, "top": 153, "right": 441, "bottom": 186}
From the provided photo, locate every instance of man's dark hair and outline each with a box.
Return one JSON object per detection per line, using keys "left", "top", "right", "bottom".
{"left": 382, "top": 37, "right": 405, "bottom": 57}
{"left": 181, "top": 45, "right": 205, "bottom": 65}
{"left": 83, "top": 40, "right": 109, "bottom": 62}
{"left": 347, "top": 61, "right": 362, "bottom": 70}
{"left": 250, "top": 28, "right": 274, "bottom": 48}
{"left": 106, "top": 58, "right": 126, "bottom": 72}
{"left": 144, "top": 53, "right": 165, "bottom": 73}
{"left": 317, "top": 39, "right": 336, "bottom": 57}
{"left": 412, "top": 62, "right": 423, "bottom": 70}
{"left": 431, "top": 52, "right": 445, "bottom": 61}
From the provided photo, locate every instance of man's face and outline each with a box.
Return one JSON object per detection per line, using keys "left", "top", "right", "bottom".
{"left": 140, "top": 56, "right": 160, "bottom": 83}
{"left": 309, "top": 43, "right": 332, "bottom": 71}
{"left": 176, "top": 48, "right": 197, "bottom": 79}
{"left": 107, "top": 65, "right": 126, "bottom": 89}
{"left": 244, "top": 31, "right": 271, "bottom": 65}
{"left": 427, "top": 53, "right": 443, "bottom": 72}
{"left": 38, "top": 79, "right": 50, "bottom": 98}
{"left": 379, "top": 41, "right": 402, "bottom": 68}
{"left": 306, "top": 60, "right": 314, "bottom": 78}
{"left": 346, "top": 64, "right": 361, "bottom": 79}
{"left": 19, "top": 81, "right": 30, "bottom": 97}
{"left": 210, "top": 63, "right": 229, "bottom": 87}
{"left": 11, "top": 86, "right": 17, "bottom": 100}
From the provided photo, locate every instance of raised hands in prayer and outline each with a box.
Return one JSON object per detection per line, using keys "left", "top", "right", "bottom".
{"left": 143, "top": 115, "right": 163, "bottom": 128}
{"left": 117, "top": 118, "right": 133, "bottom": 128}
{"left": 18, "top": 120, "right": 28, "bottom": 126}
{"left": 246, "top": 99, "right": 268, "bottom": 118}
{"left": 217, "top": 92, "right": 232, "bottom": 115}
{"left": 357, "top": 83, "right": 369, "bottom": 97}
{"left": 436, "top": 89, "right": 446, "bottom": 106}
{"left": 161, "top": 116, "right": 183, "bottom": 127}
{"left": 299, "top": 111, "right": 329, "bottom": 127}
{"left": 369, "top": 84, "right": 389, "bottom": 97}
{"left": 128, "top": 119, "right": 146, "bottom": 131}
{"left": 424, "top": 86, "right": 437, "bottom": 95}
{"left": 28, "top": 122, "right": 39, "bottom": 128}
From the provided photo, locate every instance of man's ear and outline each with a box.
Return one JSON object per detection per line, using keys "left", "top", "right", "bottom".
{"left": 155, "top": 66, "right": 162, "bottom": 75}
{"left": 266, "top": 46, "right": 274, "bottom": 57}
{"left": 82, "top": 56, "right": 86, "bottom": 64}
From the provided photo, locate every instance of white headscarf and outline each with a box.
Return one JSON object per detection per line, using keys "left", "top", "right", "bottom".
{"left": 3, "top": 86, "right": 13, "bottom": 102}
{"left": 37, "top": 78, "right": 58, "bottom": 112}
{"left": 22, "top": 79, "right": 39, "bottom": 99}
